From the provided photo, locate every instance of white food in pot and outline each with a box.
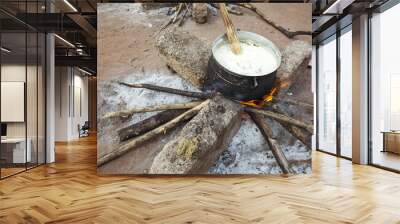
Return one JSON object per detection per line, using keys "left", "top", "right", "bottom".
{"left": 213, "top": 40, "right": 279, "bottom": 76}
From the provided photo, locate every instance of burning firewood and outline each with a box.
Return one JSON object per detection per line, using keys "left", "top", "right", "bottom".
{"left": 102, "top": 101, "right": 202, "bottom": 120}
{"left": 118, "top": 109, "right": 187, "bottom": 142}
{"left": 98, "top": 100, "right": 210, "bottom": 167}
{"left": 248, "top": 111, "right": 293, "bottom": 174}
{"left": 244, "top": 107, "right": 313, "bottom": 133}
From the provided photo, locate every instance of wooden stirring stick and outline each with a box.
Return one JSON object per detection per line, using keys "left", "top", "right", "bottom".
{"left": 219, "top": 3, "right": 241, "bottom": 54}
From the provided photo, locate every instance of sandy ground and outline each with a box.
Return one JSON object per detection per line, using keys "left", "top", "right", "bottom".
{"left": 97, "top": 3, "right": 312, "bottom": 174}
{"left": 98, "top": 3, "right": 311, "bottom": 81}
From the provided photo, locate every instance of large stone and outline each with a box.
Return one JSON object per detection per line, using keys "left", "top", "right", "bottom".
{"left": 192, "top": 3, "right": 208, "bottom": 24}
{"left": 149, "top": 95, "right": 242, "bottom": 174}
{"left": 276, "top": 40, "right": 311, "bottom": 81}
{"left": 155, "top": 27, "right": 211, "bottom": 88}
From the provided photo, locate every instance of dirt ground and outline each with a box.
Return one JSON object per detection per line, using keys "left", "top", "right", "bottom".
{"left": 98, "top": 3, "right": 311, "bottom": 81}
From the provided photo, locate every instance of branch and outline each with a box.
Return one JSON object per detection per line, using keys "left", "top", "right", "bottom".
{"left": 118, "top": 82, "right": 215, "bottom": 99}
{"left": 98, "top": 100, "right": 210, "bottom": 167}
{"left": 102, "top": 101, "right": 202, "bottom": 120}
{"left": 273, "top": 97, "right": 313, "bottom": 109}
{"left": 236, "top": 3, "right": 311, "bottom": 39}
{"left": 245, "top": 107, "right": 313, "bottom": 133}
{"left": 118, "top": 109, "right": 187, "bottom": 142}
{"left": 248, "top": 111, "right": 293, "bottom": 174}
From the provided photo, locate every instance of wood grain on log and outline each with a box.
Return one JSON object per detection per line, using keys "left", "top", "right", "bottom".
{"left": 149, "top": 96, "right": 242, "bottom": 174}
{"left": 248, "top": 111, "right": 293, "bottom": 174}
{"left": 97, "top": 100, "right": 210, "bottom": 167}
{"left": 118, "top": 109, "right": 187, "bottom": 142}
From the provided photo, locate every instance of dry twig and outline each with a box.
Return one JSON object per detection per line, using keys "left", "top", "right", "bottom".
{"left": 236, "top": 3, "right": 311, "bottom": 39}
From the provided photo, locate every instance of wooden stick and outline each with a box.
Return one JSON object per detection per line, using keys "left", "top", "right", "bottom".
{"left": 237, "top": 3, "right": 311, "bottom": 39}
{"left": 248, "top": 111, "right": 293, "bottom": 174}
{"left": 276, "top": 121, "right": 311, "bottom": 149}
{"left": 102, "top": 101, "right": 202, "bottom": 120}
{"left": 118, "top": 109, "right": 187, "bottom": 142}
{"left": 119, "top": 82, "right": 215, "bottom": 99}
{"left": 273, "top": 97, "right": 313, "bottom": 109}
{"left": 245, "top": 107, "right": 313, "bottom": 133}
{"left": 219, "top": 3, "right": 241, "bottom": 54}
{"left": 178, "top": 4, "right": 189, "bottom": 27}
{"left": 160, "top": 3, "right": 183, "bottom": 30}
{"left": 172, "top": 3, "right": 184, "bottom": 24}
{"left": 98, "top": 100, "right": 210, "bottom": 167}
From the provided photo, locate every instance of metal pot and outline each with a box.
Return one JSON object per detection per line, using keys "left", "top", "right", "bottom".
{"left": 203, "top": 31, "right": 281, "bottom": 101}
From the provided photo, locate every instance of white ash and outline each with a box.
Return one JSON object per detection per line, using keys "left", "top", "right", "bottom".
{"left": 98, "top": 70, "right": 311, "bottom": 174}
{"left": 98, "top": 69, "right": 198, "bottom": 158}
{"left": 208, "top": 118, "right": 311, "bottom": 174}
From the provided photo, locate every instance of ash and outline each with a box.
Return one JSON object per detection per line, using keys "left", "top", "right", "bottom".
{"left": 98, "top": 70, "right": 311, "bottom": 175}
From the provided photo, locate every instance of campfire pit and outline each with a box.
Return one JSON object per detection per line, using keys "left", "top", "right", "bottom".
{"left": 97, "top": 3, "right": 312, "bottom": 175}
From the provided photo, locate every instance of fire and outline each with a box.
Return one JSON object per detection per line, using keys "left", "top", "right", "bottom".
{"left": 241, "top": 87, "right": 278, "bottom": 108}
{"left": 240, "top": 79, "right": 291, "bottom": 107}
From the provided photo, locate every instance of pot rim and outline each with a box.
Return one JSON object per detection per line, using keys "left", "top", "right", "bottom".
{"left": 211, "top": 30, "right": 282, "bottom": 77}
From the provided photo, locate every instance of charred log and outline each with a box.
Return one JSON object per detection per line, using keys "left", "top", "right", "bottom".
{"left": 118, "top": 82, "right": 215, "bottom": 99}
{"left": 118, "top": 109, "right": 187, "bottom": 142}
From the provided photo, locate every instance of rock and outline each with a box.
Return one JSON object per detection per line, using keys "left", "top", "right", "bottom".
{"left": 192, "top": 3, "right": 208, "bottom": 24}
{"left": 149, "top": 95, "right": 242, "bottom": 174}
{"left": 155, "top": 27, "right": 211, "bottom": 88}
{"left": 277, "top": 40, "right": 311, "bottom": 82}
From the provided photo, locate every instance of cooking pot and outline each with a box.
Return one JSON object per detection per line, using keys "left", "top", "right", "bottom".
{"left": 203, "top": 31, "right": 281, "bottom": 101}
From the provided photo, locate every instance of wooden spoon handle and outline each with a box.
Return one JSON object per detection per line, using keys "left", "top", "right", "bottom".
{"left": 219, "top": 3, "right": 241, "bottom": 54}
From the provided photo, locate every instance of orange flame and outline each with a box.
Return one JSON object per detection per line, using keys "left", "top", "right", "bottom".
{"left": 240, "top": 79, "right": 291, "bottom": 108}
{"left": 241, "top": 87, "right": 278, "bottom": 108}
